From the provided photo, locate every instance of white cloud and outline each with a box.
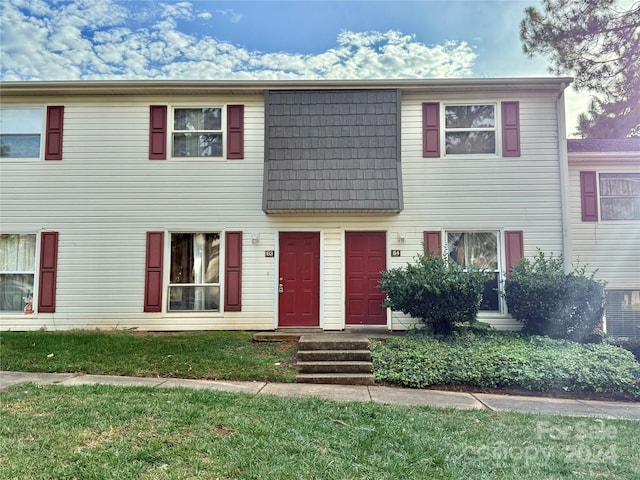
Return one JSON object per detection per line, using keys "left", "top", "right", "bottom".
{"left": 0, "top": 0, "right": 476, "bottom": 81}
{"left": 161, "top": 1, "right": 194, "bottom": 21}
{"left": 0, "top": 0, "right": 593, "bottom": 134}
{"left": 216, "top": 9, "right": 242, "bottom": 24}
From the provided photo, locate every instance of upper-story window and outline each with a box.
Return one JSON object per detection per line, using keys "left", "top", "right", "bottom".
{"left": 444, "top": 104, "right": 496, "bottom": 155}
{"left": 172, "top": 107, "right": 223, "bottom": 158}
{"left": 423, "top": 101, "right": 519, "bottom": 158}
{"left": 0, "top": 108, "right": 43, "bottom": 159}
{"left": 599, "top": 173, "right": 640, "bottom": 220}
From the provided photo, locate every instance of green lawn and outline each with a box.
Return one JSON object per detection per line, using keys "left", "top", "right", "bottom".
{"left": 2, "top": 384, "right": 639, "bottom": 479}
{"left": 0, "top": 330, "right": 297, "bottom": 383}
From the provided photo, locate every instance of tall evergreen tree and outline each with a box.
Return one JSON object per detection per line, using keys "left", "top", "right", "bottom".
{"left": 521, "top": 0, "right": 640, "bottom": 138}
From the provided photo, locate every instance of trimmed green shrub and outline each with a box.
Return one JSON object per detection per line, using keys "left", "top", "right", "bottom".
{"left": 379, "top": 255, "right": 490, "bottom": 335}
{"left": 611, "top": 338, "right": 640, "bottom": 362}
{"left": 371, "top": 330, "right": 640, "bottom": 398}
{"left": 504, "top": 251, "right": 606, "bottom": 343}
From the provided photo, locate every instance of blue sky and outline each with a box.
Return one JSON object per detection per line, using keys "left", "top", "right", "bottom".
{"left": 0, "top": 0, "right": 590, "bottom": 133}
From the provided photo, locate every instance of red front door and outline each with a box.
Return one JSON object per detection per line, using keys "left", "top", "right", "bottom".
{"left": 278, "top": 232, "right": 320, "bottom": 327}
{"left": 345, "top": 231, "right": 387, "bottom": 325}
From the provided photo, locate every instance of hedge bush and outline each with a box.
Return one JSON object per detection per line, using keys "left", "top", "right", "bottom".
{"left": 371, "top": 331, "right": 640, "bottom": 398}
{"left": 379, "top": 255, "right": 490, "bottom": 335}
{"left": 611, "top": 338, "right": 640, "bottom": 363}
{"left": 504, "top": 251, "right": 606, "bottom": 343}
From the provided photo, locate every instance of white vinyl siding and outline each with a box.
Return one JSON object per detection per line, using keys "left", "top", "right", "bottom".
{"left": 0, "top": 95, "right": 268, "bottom": 330}
{"left": 569, "top": 161, "right": 640, "bottom": 291}
{"left": 0, "top": 88, "right": 565, "bottom": 331}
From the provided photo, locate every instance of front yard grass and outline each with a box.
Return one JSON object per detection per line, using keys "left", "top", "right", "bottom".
{"left": 2, "top": 383, "right": 639, "bottom": 479}
{"left": 3, "top": 329, "right": 640, "bottom": 400}
{"left": 0, "top": 330, "right": 297, "bottom": 383}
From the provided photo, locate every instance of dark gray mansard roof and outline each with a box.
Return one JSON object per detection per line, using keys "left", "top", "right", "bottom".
{"left": 567, "top": 138, "right": 640, "bottom": 153}
{"left": 263, "top": 89, "right": 402, "bottom": 213}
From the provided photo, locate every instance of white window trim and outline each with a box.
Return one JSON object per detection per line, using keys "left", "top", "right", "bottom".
{"left": 169, "top": 105, "right": 227, "bottom": 161}
{"left": 441, "top": 102, "right": 501, "bottom": 157}
{"left": 0, "top": 232, "right": 40, "bottom": 315}
{"left": 163, "top": 229, "right": 225, "bottom": 316}
{"left": 597, "top": 172, "right": 640, "bottom": 222}
{"left": 0, "top": 106, "right": 45, "bottom": 162}
{"left": 443, "top": 229, "right": 507, "bottom": 314}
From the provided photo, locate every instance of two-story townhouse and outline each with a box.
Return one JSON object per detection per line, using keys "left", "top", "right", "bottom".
{"left": 0, "top": 78, "right": 572, "bottom": 331}
{"left": 569, "top": 138, "right": 640, "bottom": 339}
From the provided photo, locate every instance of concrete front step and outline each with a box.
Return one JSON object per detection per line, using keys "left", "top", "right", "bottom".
{"left": 296, "top": 334, "right": 375, "bottom": 385}
{"left": 296, "top": 373, "right": 375, "bottom": 386}
{"left": 297, "top": 334, "right": 370, "bottom": 351}
{"left": 298, "top": 361, "right": 374, "bottom": 374}
{"left": 297, "top": 349, "right": 372, "bottom": 362}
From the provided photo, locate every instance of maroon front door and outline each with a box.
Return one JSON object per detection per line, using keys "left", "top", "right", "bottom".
{"left": 345, "top": 231, "right": 387, "bottom": 325}
{"left": 278, "top": 232, "right": 320, "bottom": 327}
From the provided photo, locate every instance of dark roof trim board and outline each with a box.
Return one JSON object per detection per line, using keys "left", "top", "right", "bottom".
{"left": 567, "top": 138, "right": 640, "bottom": 153}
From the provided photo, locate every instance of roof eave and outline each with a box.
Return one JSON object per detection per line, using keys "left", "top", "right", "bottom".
{"left": 0, "top": 77, "right": 573, "bottom": 97}
{"left": 568, "top": 151, "right": 640, "bottom": 164}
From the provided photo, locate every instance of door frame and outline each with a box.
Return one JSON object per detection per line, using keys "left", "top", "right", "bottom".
{"left": 343, "top": 230, "right": 390, "bottom": 328}
{"left": 274, "top": 229, "right": 324, "bottom": 328}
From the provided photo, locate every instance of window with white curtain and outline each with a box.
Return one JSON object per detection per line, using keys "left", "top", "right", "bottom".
{"left": 168, "top": 233, "right": 220, "bottom": 311}
{"left": 0, "top": 234, "right": 36, "bottom": 312}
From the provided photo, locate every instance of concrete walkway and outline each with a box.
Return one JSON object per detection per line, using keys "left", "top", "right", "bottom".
{"left": 2, "top": 370, "right": 639, "bottom": 420}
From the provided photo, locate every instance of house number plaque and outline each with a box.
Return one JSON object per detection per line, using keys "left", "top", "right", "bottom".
{"left": 391, "top": 250, "right": 401, "bottom": 257}
{"left": 265, "top": 250, "right": 275, "bottom": 257}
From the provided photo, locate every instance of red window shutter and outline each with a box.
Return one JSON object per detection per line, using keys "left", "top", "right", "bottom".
{"left": 45, "top": 106, "right": 64, "bottom": 160}
{"left": 224, "top": 231, "right": 243, "bottom": 311}
{"left": 149, "top": 105, "right": 167, "bottom": 160}
{"left": 227, "top": 105, "right": 244, "bottom": 159}
{"left": 423, "top": 231, "right": 442, "bottom": 257}
{"left": 144, "top": 232, "right": 164, "bottom": 312}
{"left": 504, "top": 230, "right": 524, "bottom": 275}
{"left": 580, "top": 171, "right": 598, "bottom": 221}
{"left": 422, "top": 102, "right": 440, "bottom": 158}
{"left": 38, "top": 232, "right": 59, "bottom": 312}
{"left": 501, "top": 101, "right": 521, "bottom": 157}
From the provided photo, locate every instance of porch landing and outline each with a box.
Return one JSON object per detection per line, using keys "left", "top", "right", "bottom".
{"left": 252, "top": 328, "right": 404, "bottom": 343}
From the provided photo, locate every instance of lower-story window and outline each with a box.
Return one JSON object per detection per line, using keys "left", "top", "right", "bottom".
{"left": 0, "top": 234, "right": 36, "bottom": 312}
{"left": 446, "top": 231, "right": 501, "bottom": 311}
{"left": 169, "top": 233, "right": 220, "bottom": 311}
{"left": 605, "top": 290, "right": 640, "bottom": 339}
